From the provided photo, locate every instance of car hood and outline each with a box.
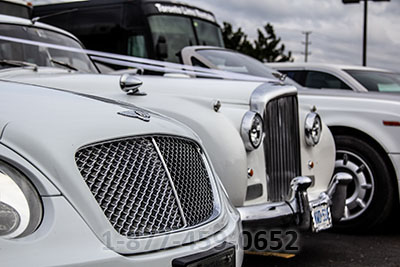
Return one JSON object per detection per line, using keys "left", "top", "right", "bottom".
{"left": 0, "top": 67, "right": 272, "bottom": 105}
{"left": 0, "top": 79, "right": 198, "bottom": 193}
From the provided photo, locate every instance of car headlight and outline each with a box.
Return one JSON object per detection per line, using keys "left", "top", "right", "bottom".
{"left": 305, "top": 112, "right": 322, "bottom": 146}
{"left": 241, "top": 111, "right": 264, "bottom": 150}
{"left": 0, "top": 161, "right": 42, "bottom": 239}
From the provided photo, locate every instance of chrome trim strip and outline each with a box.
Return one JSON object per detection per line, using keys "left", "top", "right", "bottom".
{"left": 197, "top": 148, "right": 222, "bottom": 220}
{"left": 151, "top": 137, "right": 188, "bottom": 227}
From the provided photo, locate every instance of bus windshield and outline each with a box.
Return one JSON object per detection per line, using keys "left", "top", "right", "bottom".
{"left": 148, "top": 15, "right": 223, "bottom": 63}
{"left": 193, "top": 19, "right": 224, "bottom": 47}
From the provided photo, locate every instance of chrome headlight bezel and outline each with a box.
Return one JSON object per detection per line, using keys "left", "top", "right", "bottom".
{"left": 0, "top": 161, "right": 43, "bottom": 239}
{"left": 305, "top": 112, "right": 322, "bottom": 146}
{"left": 241, "top": 111, "right": 264, "bottom": 151}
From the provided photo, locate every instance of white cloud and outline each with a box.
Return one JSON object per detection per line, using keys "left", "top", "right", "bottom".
{"left": 190, "top": 0, "right": 399, "bottom": 70}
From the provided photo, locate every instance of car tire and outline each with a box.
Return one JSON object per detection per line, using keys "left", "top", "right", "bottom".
{"left": 333, "top": 135, "right": 394, "bottom": 231}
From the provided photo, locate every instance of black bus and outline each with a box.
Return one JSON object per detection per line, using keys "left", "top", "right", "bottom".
{"left": 33, "top": 0, "right": 224, "bottom": 63}
{"left": 0, "top": 0, "right": 32, "bottom": 19}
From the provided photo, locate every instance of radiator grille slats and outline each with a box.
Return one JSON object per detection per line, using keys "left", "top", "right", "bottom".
{"left": 264, "top": 95, "right": 301, "bottom": 202}
{"left": 75, "top": 136, "right": 215, "bottom": 238}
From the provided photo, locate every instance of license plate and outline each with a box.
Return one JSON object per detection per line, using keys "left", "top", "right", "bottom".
{"left": 172, "top": 243, "right": 235, "bottom": 267}
{"left": 311, "top": 203, "right": 332, "bottom": 232}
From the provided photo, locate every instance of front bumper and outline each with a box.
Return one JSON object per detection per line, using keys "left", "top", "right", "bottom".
{"left": 238, "top": 173, "right": 351, "bottom": 232}
{"left": 0, "top": 196, "right": 243, "bottom": 266}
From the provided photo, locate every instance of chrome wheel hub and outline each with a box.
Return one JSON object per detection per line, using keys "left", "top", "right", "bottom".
{"left": 335, "top": 150, "right": 374, "bottom": 221}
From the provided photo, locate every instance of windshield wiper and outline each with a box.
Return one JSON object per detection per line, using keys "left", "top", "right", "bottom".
{"left": 0, "top": 59, "right": 38, "bottom": 70}
{"left": 50, "top": 59, "right": 79, "bottom": 71}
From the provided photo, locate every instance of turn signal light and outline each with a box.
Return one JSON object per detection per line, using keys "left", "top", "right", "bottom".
{"left": 383, "top": 121, "right": 400, "bottom": 127}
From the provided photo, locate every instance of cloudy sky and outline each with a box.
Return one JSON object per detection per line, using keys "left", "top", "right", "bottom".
{"left": 190, "top": 0, "right": 399, "bottom": 70}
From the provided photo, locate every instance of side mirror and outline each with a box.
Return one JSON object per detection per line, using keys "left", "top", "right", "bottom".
{"left": 120, "top": 74, "right": 144, "bottom": 95}
{"left": 156, "top": 36, "right": 168, "bottom": 59}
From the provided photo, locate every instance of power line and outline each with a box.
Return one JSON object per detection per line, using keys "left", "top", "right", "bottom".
{"left": 301, "top": 31, "right": 312, "bottom": 62}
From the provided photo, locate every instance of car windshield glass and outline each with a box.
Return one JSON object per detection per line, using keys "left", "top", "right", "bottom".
{"left": 193, "top": 19, "right": 224, "bottom": 47}
{"left": 345, "top": 69, "right": 400, "bottom": 92}
{"left": 196, "top": 49, "right": 276, "bottom": 79}
{"left": 148, "top": 15, "right": 197, "bottom": 63}
{"left": 0, "top": 24, "right": 97, "bottom": 73}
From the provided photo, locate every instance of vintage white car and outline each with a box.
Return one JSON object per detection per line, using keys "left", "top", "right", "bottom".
{"left": 178, "top": 46, "right": 400, "bottom": 231}
{"left": 0, "top": 79, "right": 243, "bottom": 266}
{"left": 268, "top": 63, "right": 400, "bottom": 230}
{"left": 0, "top": 14, "right": 350, "bottom": 233}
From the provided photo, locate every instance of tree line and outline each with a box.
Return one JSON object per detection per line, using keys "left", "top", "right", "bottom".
{"left": 222, "top": 22, "right": 293, "bottom": 63}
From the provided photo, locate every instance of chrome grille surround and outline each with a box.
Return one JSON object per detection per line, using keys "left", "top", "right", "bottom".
{"left": 263, "top": 95, "right": 301, "bottom": 202}
{"left": 75, "top": 135, "right": 219, "bottom": 238}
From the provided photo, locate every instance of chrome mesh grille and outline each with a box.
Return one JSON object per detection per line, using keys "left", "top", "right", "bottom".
{"left": 155, "top": 137, "right": 214, "bottom": 226}
{"left": 75, "top": 136, "right": 215, "bottom": 237}
{"left": 263, "top": 95, "right": 301, "bottom": 202}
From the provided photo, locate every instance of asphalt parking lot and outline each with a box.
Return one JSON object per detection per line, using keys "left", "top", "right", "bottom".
{"left": 243, "top": 215, "right": 400, "bottom": 267}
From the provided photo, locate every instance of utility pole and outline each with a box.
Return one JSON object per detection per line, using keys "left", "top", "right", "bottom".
{"left": 302, "top": 31, "right": 312, "bottom": 63}
{"left": 362, "top": 0, "right": 368, "bottom": 66}
{"left": 342, "top": 0, "right": 390, "bottom": 66}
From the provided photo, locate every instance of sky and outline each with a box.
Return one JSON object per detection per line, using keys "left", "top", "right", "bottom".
{"left": 189, "top": 0, "right": 399, "bottom": 71}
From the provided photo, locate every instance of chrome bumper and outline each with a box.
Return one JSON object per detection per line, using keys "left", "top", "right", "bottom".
{"left": 238, "top": 173, "right": 352, "bottom": 232}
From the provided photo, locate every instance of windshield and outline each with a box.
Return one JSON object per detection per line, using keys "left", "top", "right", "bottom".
{"left": 196, "top": 49, "right": 276, "bottom": 79}
{"left": 193, "top": 19, "right": 224, "bottom": 47}
{"left": 345, "top": 69, "right": 400, "bottom": 92}
{"left": 148, "top": 15, "right": 197, "bottom": 63}
{"left": 148, "top": 15, "right": 224, "bottom": 63}
{"left": 0, "top": 24, "right": 97, "bottom": 73}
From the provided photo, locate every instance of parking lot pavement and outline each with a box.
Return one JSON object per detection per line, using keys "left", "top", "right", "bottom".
{"left": 243, "top": 216, "right": 400, "bottom": 267}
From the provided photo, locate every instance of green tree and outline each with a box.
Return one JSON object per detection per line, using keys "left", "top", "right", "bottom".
{"left": 222, "top": 22, "right": 293, "bottom": 62}
{"left": 222, "top": 22, "right": 253, "bottom": 56}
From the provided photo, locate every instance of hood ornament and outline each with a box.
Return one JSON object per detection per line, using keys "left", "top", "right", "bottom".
{"left": 120, "top": 74, "right": 144, "bottom": 95}
{"left": 118, "top": 109, "right": 151, "bottom": 122}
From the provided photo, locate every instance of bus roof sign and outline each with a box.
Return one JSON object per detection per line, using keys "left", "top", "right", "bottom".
{"left": 147, "top": 2, "right": 216, "bottom": 23}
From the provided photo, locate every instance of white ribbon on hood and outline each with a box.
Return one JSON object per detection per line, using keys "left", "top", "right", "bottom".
{"left": 0, "top": 34, "right": 274, "bottom": 83}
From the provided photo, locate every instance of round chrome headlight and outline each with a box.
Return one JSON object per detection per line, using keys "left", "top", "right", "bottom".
{"left": 304, "top": 112, "right": 322, "bottom": 146}
{"left": 0, "top": 162, "right": 42, "bottom": 239}
{"left": 241, "top": 111, "right": 264, "bottom": 150}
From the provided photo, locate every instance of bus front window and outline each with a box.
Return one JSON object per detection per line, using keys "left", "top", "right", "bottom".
{"left": 193, "top": 19, "right": 224, "bottom": 47}
{"left": 148, "top": 15, "right": 197, "bottom": 63}
{"left": 128, "top": 35, "right": 148, "bottom": 58}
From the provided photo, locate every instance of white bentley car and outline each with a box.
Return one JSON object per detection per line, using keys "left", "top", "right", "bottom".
{"left": 0, "top": 15, "right": 349, "bottom": 234}
{"left": 178, "top": 46, "right": 400, "bottom": 231}
{"left": 0, "top": 79, "right": 242, "bottom": 266}
{"left": 269, "top": 63, "right": 400, "bottom": 230}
